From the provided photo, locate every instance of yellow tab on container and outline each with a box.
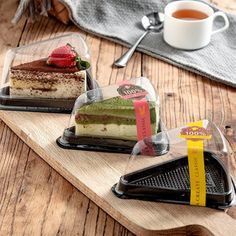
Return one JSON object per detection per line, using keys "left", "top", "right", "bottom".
{"left": 187, "top": 120, "right": 206, "bottom": 206}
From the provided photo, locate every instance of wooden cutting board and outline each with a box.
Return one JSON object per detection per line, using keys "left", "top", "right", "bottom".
{"left": 1, "top": 0, "right": 236, "bottom": 234}
{"left": 0, "top": 110, "right": 236, "bottom": 236}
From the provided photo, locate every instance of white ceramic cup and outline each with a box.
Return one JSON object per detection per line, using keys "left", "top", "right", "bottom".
{"left": 163, "top": 0, "right": 229, "bottom": 50}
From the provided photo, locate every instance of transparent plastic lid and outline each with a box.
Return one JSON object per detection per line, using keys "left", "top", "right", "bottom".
{"left": 0, "top": 33, "right": 96, "bottom": 112}
{"left": 113, "top": 120, "right": 236, "bottom": 209}
{"left": 57, "top": 77, "right": 162, "bottom": 153}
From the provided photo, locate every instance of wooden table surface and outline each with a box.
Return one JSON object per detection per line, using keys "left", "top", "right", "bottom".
{"left": 0, "top": 0, "right": 236, "bottom": 236}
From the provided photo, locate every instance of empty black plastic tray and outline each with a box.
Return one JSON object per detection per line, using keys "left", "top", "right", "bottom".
{"left": 112, "top": 151, "right": 236, "bottom": 209}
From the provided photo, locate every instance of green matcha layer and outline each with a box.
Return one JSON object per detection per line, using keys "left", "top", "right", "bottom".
{"left": 75, "top": 96, "right": 157, "bottom": 125}
{"left": 74, "top": 96, "right": 159, "bottom": 140}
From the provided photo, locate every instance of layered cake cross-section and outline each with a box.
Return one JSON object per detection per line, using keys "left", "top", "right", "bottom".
{"left": 75, "top": 96, "right": 158, "bottom": 141}
{"left": 9, "top": 44, "right": 90, "bottom": 99}
{"left": 10, "top": 59, "right": 86, "bottom": 98}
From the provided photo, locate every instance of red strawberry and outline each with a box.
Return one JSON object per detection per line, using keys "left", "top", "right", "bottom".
{"left": 47, "top": 44, "right": 77, "bottom": 68}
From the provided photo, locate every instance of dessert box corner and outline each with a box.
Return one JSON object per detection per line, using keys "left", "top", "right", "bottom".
{"left": 56, "top": 77, "right": 165, "bottom": 154}
{"left": 112, "top": 119, "right": 236, "bottom": 210}
{"left": 0, "top": 33, "right": 97, "bottom": 113}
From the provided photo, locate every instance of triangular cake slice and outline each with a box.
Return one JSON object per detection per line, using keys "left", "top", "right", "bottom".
{"left": 10, "top": 59, "right": 86, "bottom": 99}
{"left": 75, "top": 96, "right": 158, "bottom": 141}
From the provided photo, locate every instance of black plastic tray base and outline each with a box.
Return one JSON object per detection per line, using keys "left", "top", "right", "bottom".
{"left": 112, "top": 180, "right": 236, "bottom": 210}
{"left": 0, "top": 72, "right": 96, "bottom": 113}
{"left": 0, "top": 102, "right": 73, "bottom": 113}
{"left": 112, "top": 152, "right": 236, "bottom": 209}
{"left": 56, "top": 125, "right": 169, "bottom": 154}
{"left": 56, "top": 136, "right": 135, "bottom": 154}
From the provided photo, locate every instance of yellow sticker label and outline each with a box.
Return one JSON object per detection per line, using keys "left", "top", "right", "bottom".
{"left": 182, "top": 121, "right": 207, "bottom": 206}
{"left": 180, "top": 134, "right": 211, "bottom": 140}
{"left": 179, "top": 124, "right": 212, "bottom": 140}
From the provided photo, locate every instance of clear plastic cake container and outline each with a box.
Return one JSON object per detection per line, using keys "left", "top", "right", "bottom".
{"left": 56, "top": 77, "right": 164, "bottom": 153}
{"left": 112, "top": 119, "right": 236, "bottom": 209}
{"left": 0, "top": 33, "right": 97, "bottom": 113}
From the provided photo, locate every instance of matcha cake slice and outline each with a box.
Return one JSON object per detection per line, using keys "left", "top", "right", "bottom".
{"left": 75, "top": 96, "right": 158, "bottom": 141}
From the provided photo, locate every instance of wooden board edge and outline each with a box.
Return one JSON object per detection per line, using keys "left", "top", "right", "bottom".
{"left": 0, "top": 112, "right": 219, "bottom": 236}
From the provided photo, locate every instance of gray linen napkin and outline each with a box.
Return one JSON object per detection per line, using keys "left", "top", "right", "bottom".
{"left": 13, "top": 0, "right": 236, "bottom": 87}
{"left": 60, "top": 0, "right": 236, "bottom": 88}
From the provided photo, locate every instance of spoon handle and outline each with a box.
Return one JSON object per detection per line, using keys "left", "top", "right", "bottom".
{"left": 114, "top": 31, "right": 149, "bottom": 68}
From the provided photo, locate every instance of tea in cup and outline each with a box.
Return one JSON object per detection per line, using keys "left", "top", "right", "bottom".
{"left": 163, "top": 1, "right": 229, "bottom": 50}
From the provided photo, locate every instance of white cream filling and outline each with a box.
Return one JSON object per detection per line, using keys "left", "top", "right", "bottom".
{"left": 9, "top": 70, "right": 86, "bottom": 98}
{"left": 10, "top": 81, "right": 85, "bottom": 99}
{"left": 75, "top": 123, "right": 158, "bottom": 141}
{"left": 76, "top": 124, "right": 138, "bottom": 140}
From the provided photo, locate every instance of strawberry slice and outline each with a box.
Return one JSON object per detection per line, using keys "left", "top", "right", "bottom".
{"left": 47, "top": 43, "right": 90, "bottom": 69}
{"left": 47, "top": 44, "right": 76, "bottom": 68}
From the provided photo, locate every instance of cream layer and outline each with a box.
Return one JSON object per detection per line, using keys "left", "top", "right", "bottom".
{"left": 10, "top": 70, "right": 86, "bottom": 98}
{"left": 75, "top": 123, "right": 157, "bottom": 141}
{"left": 76, "top": 123, "right": 137, "bottom": 140}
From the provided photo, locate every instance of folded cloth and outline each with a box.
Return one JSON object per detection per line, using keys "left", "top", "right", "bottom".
{"left": 12, "top": 0, "right": 69, "bottom": 24}
{"left": 13, "top": 0, "right": 236, "bottom": 87}
{"left": 60, "top": 0, "right": 236, "bottom": 88}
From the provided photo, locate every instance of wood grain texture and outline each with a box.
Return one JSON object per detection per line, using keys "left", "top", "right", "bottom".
{"left": 0, "top": 0, "right": 26, "bottom": 74}
{"left": 0, "top": 120, "right": 134, "bottom": 236}
{"left": 0, "top": 1, "right": 133, "bottom": 235}
{"left": 210, "top": 0, "right": 236, "bottom": 13}
{"left": 0, "top": 0, "right": 236, "bottom": 235}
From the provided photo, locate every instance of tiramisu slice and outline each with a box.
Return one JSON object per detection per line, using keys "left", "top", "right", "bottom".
{"left": 9, "top": 44, "right": 89, "bottom": 99}
{"left": 75, "top": 96, "right": 158, "bottom": 141}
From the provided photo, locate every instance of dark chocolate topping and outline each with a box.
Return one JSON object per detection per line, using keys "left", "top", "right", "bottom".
{"left": 11, "top": 59, "right": 80, "bottom": 73}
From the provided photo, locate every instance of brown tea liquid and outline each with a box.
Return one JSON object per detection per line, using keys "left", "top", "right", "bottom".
{"left": 172, "top": 9, "right": 208, "bottom": 20}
